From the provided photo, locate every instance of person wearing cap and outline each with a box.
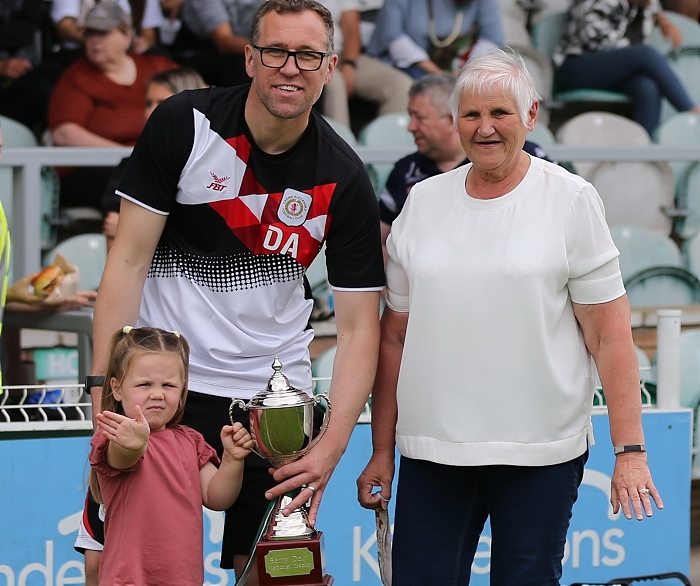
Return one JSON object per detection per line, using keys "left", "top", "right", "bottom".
{"left": 47, "top": 1, "right": 176, "bottom": 210}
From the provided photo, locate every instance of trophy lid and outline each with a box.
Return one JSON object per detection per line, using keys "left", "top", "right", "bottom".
{"left": 248, "top": 357, "right": 314, "bottom": 409}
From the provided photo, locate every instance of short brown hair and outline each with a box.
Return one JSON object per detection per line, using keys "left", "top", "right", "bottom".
{"left": 250, "top": 0, "right": 335, "bottom": 53}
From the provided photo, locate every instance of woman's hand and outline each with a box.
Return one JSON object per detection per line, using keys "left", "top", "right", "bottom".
{"left": 6, "top": 274, "right": 96, "bottom": 312}
{"left": 657, "top": 13, "right": 683, "bottom": 48}
{"left": 610, "top": 452, "right": 664, "bottom": 520}
{"left": 357, "top": 448, "right": 395, "bottom": 510}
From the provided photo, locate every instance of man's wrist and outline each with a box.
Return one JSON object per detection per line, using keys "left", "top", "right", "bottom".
{"left": 84, "top": 375, "right": 105, "bottom": 394}
{"left": 342, "top": 59, "right": 357, "bottom": 68}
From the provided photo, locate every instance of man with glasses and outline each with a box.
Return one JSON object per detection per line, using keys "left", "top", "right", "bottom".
{"left": 89, "top": 0, "right": 384, "bottom": 583}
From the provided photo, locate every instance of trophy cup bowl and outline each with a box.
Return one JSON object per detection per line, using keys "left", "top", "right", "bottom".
{"left": 230, "top": 357, "right": 333, "bottom": 585}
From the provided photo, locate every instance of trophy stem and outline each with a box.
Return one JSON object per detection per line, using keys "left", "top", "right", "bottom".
{"left": 267, "top": 493, "right": 317, "bottom": 541}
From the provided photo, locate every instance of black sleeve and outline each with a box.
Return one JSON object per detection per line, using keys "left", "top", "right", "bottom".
{"left": 116, "top": 91, "right": 196, "bottom": 213}
{"left": 325, "top": 158, "right": 385, "bottom": 290}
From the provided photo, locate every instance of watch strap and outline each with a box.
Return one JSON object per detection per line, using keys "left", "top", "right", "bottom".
{"left": 84, "top": 375, "right": 105, "bottom": 394}
{"left": 613, "top": 444, "right": 646, "bottom": 455}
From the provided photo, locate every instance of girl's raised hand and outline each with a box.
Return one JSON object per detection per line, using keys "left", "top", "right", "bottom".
{"left": 221, "top": 422, "right": 253, "bottom": 461}
{"left": 96, "top": 405, "right": 150, "bottom": 451}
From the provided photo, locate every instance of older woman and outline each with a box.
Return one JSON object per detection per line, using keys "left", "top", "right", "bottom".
{"left": 357, "top": 49, "right": 663, "bottom": 584}
{"left": 48, "top": 1, "right": 176, "bottom": 208}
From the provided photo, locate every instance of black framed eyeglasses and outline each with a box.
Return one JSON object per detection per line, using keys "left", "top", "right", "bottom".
{"left": 253, "top": 45, "right": 331, "bottom": 71}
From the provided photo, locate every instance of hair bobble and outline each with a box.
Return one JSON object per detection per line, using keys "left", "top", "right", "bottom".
{"left": 122, "top": 326, "right": 133, "bottom": 335}
{"left": 171, "top": 331, "right": 181, "bottom": 338}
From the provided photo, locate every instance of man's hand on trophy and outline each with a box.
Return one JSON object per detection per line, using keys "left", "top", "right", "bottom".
{"left": 357, "top": 449, "right": 395, "bottom": 510}
{"left": 265, "top": 440, "right": 342, "bottom": 525}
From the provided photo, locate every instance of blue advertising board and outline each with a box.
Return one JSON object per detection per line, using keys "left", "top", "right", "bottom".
{"left": 0, "top": 409, "right": 691, "bottom": 585}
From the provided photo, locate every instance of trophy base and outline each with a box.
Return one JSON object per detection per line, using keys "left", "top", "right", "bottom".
{"left": 256, "top": 531, "right": 333, "bottom": 586}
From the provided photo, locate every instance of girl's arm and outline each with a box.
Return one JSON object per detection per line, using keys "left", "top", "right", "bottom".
{"left": 201, "top": 423, "right": 253, "bottom": 510}
{"left": 94, "top": 406, "right": 150, "bottom": 469}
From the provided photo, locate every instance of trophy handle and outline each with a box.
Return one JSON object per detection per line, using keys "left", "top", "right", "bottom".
{"left": 229, "top": 398, "right": 266, "bottom": 461}
{"left": 309, "top": 393, "right": 332, "bottom": 450}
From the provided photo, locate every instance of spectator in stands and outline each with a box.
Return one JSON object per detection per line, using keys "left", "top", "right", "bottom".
{"left": 357, "top": 48, "right": 663, "bottom": 585}
{"left": 101, "top": 67, "right": 207, "bottom": 250}
{"left": 175, "top": 0, "right": 262, "bottom": 87}
{"left": 555, "top": 0, "right": 700, "bottom": 136}
{"left": 366, "top": 0, "right": 504, "bottom": 79}
{"left": 318, "top": 0, "right": 412, "bottom": 128}
{"left": 0, "top": 0, "right": 60, "bottom": 138}
{"left": 378, "top": 72, "right": 551, "bottom": 259}
{"left": 51, "top": 0, "right": 166, "bottom": 66}
{"left": 47, "top": 1, "right": 176, "bottom": 209}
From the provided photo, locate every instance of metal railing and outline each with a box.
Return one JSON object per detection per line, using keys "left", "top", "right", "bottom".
{"left": 4, "top": 145, "right": 700, "bottom": 277}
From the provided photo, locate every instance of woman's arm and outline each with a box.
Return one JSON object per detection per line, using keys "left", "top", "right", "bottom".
{"left": 209, "top": 22, "right": 249, "bottom": 54}
{"left": 655, "top": 11, "right": 683, "bottom": 48}
{"left": 51, "top": 122, "right": 124, "bottom": 147}
{"left": 573, "top": 295, "right": 664, "bottom": 520}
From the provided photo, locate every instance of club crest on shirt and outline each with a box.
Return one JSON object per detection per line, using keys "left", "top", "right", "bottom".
{"left": 278, "top": 188, "right": 312, "bottom": 227}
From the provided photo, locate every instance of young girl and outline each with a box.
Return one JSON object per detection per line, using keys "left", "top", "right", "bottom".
{"left": 89, "top": 326, "right": 252, "bottom": 585}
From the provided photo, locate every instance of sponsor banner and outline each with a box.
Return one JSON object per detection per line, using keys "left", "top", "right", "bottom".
{"left": 0, "top": 410, "right": 690, "bottom": 585}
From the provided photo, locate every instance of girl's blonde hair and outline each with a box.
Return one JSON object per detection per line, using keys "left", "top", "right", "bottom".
{"left": 89, "top": 326, "right": 190, "bottom": 502}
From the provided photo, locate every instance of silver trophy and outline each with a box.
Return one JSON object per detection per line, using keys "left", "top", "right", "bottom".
{"left": 230, "top": 357, "right": 332, "bottom": 541}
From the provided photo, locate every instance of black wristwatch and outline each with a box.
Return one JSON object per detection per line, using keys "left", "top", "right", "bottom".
{"left": 84, "top": 375, "right": 105, "bottom": 394}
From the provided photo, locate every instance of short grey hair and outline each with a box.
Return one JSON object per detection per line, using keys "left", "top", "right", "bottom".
{"left": 450, "top": 48, "right": 541, "bottom": 128}
{"left": 409, "top": 73, "right": 457, "bottom": 117}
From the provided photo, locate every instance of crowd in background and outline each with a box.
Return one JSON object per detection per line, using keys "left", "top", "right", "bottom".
{"left": 2, "top": 0, "right": 700, "bottom": 229}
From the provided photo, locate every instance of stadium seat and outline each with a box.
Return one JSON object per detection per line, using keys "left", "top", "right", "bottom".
{"left": 43, "top": 233, "right": 107, "bottom": 291}
{"left": 556, "top": 111, "right": 651, "bottom": 180}
{"left": 653, "top": 111, "right": 700, "bottom": 197}
{"left": 610, "top": 225, "right": 684, "bottom": 281}
{"left": 660, "top": 47, "right": 700, "bottom": 124}
{"left": 358, "top": 113, "right": 414, "bottom": 196}
{"left": 311, "top": 343, "right": 336, "bottom": 396}
{"left": 610, "top": 225, "right": 699, "bottom": 306}
{"left": 675, "top": 162, "right": 700, "bottom": 239}
{"left": 683, "top": 229, "right": 700, "bottom": 277}
{"left": 311, "top": 344, "right": 371, "bottom": 422}
{"left": 589, "top": 160, "right": 675, "bottom": 235}
{"left": 0, "top": 115, "right": 59, "bottom": 251}
{"left": 623, "top": 265, "right": 700, "bottom": 306}
{"left": 322, "top": 116, "right": 358, "bottom": 147}
{"left": 527, "top": 122, "right": 556, "bottom": 146}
